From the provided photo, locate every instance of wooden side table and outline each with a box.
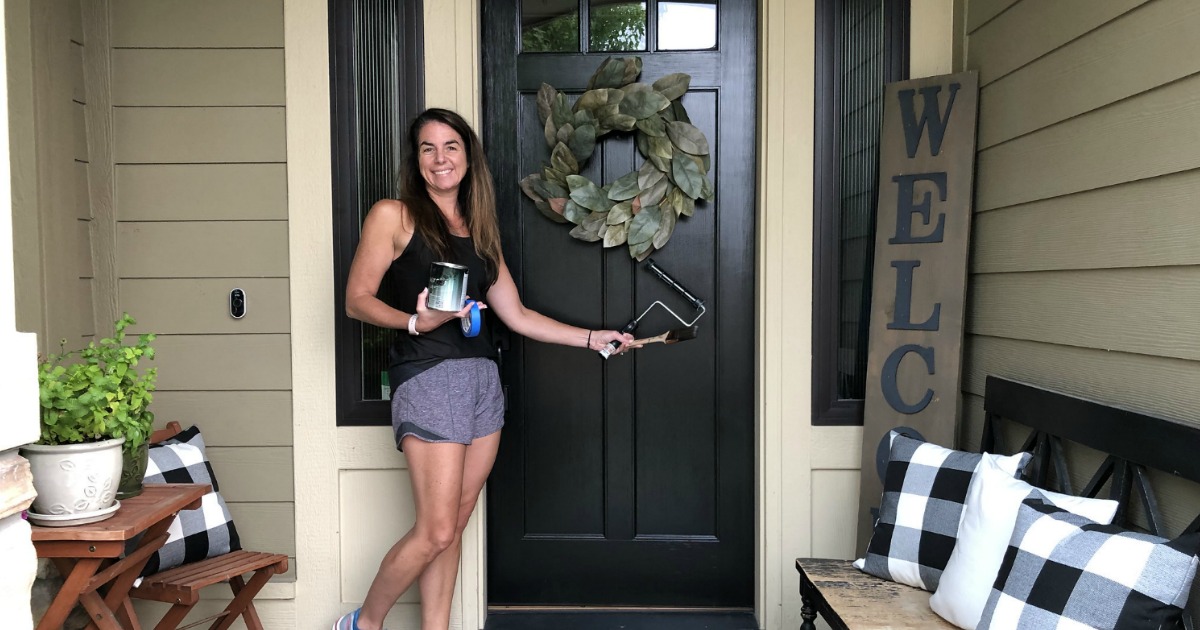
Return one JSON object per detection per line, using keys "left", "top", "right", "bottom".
{"left": 32, "top": 483, "right": 210, "bottom": 630}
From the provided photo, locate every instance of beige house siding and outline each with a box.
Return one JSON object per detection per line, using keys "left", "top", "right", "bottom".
{"left": 100, "top": 0, "right": 296, "bottom": 623}
{"left": 961, "top": 0, "right": 1200, "bottom": 530}
{"left": 9, "top": 0, "right": 95, "bottom": 349}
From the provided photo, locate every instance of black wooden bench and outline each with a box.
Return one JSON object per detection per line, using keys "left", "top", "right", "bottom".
{"left": 797, "top": 375, "right": 1200, "bottom": 630}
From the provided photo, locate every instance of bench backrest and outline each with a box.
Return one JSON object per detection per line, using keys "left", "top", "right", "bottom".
{"left": 982, "top": 376, "right": 1200, "bottom": 537}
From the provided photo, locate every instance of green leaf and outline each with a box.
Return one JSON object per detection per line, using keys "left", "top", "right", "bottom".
{"left": 701, "top": 175, "right": 715, "bottom": 201}
{"left": 519, "top": 175, "right": 546, "bottom": 203}
{"left": 603, "top": 221, "right": 629, "bottom": 248}
{"left": 672, "top": 152, "right": 705, "bottom": 199}
{"left": 566, "top": 175, "right": 612, "bottom": 213}
{"left": 621, "top": 57, "right": 643, "bottom": 86}
{"left": 636, "top": 131, "right": 650, "bottom": 158}
{"left": 670, "top": 186, "right": 695, "bottom": 217}
{"left": 543, "top": 166, "right": 566, "bottom": 187}
{"left": 570, "top": 222, "right": 603, "bottom": 242}
{"left": 607, "top": 200, "right": 634, "bottom": 224}
{"left": 639, "top": 176, "right": 669, "bottom": 206}
{"left": 671, "top": 100, "right": 691, "bottom": 124}
{"left": 629, "top": 238, "right": 654, "bottom": 261}
{"left": 550, "top": 142, "right": 578, "bottom": 174}
{"left": 573, "top": 108, "right": 598, "bottom": 130}
{"left": 619, "top": 86, "right": 670, "bottom": 120}
{"left": 652, "top": 203, "right": 677, "bottom": 249}
{"left": 568, "top": 124, "right": 597, "bottom": 163}
{"left": 638, "top": 160, "right": 664, "bottom": 189}
{"left": 537, "top": 84, "right": 557, "bottom": 126}
{"left": 652, "top": 72, "right": 691, "bottom": 101}
{"left": 541, "top": 178, "right": 569, "bottom": 200}
{"left": 563, "top": 200, "right": 590, "bottom": 224}
{"left": 574, "top": 89, "right": 611, "bottom": 114}
{"left": 627, "top": 204, "right": 662, "bottom": 245}
{"left": 555, "top": 122, "right": 575, "bottom": 146}
{"left": 636, "top": 114, "right": 666, "bottom": 138}
{"left": 588, "top": 56, "right": 628, "bottom": 89}
{"left": 667, "top": 120, "right": 709, "bottom": 155}
{"left": 544, "top": 114, "right": 558, "bottom": 149}
{"left": 552, "top": 92, "right": 572, "bottom": 127}
{"left": 607, "top": 171, "right": 640, "bottom": 201}
{"left": 648, "top": 135, "right": 673, "bottom": 159}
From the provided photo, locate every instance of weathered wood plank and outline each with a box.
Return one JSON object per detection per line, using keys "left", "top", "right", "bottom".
{"left": 962, "top": 335, "right": 1200, "bottom": 425}
{"left": 116, "top": 164, "right": 287, "bottom": 222}
{"left": 969, "top": 268, "right": 1200, "bottom": 362}
{"left": 975, "top": 74, "right": 1200, "bottom": 211}
{"left": 120, "top": 278, "right": 290, "bottom": 334}
{"left": 150, "top": 391, "right": 293, "bottom": 447}
{"left": 111, "top": 0, "right": 283, "bottom": 48}
{"left": 968, "top": 0, "right": 1148, "bottom": 85}
{"left": 206, "top": 446, "right": 292, "bottom": 502}
{"left": 796, "top": 558, "right": 956, "bottom": 628}
{"left": 978, "top": 0, "right": 1200, "bottom": 149}
{"left": 117, "top": 221, "right": 288, "bottom": 279}
{"left": 972, "top": 169, "right": 1200, "bottom": 273}
{"left": 113, "top": 107, "right": 286, "bottom": 164}
{"left": 151, "top": 334, "right": 291, "bottom": 391}
{"left": 112, "top": 49, "right": 285, "bottom": 107}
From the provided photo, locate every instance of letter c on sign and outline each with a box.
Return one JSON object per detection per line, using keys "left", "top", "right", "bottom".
{"left": 882, "top": 344, "right": 935, "bottom": 414}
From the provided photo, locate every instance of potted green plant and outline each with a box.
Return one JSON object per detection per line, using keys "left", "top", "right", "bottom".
{"left": 21, "top": 314, "right": 158, "bottom": 524}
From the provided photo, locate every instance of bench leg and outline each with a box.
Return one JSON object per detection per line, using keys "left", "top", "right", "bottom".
{"left": 212, "top": 570, "right": 274, "bottom": 630}
{"left": 799, "top": 577, "right": 818, "bottom": 630}
{"left": 152, "top": 603, "right": 195, "bottom": 630}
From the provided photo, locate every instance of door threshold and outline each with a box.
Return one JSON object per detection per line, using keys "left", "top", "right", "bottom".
{"left": 484, "top": 608, "right": 758, "bottom": 630}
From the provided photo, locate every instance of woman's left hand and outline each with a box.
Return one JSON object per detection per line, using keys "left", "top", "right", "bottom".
{"left": 587, "top": 329, "right": 635, "bottom": 354}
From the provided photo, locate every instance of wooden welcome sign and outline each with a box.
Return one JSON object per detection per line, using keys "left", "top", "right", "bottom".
{"left": 856, "top": 72, "right": 979, "bottom": 551}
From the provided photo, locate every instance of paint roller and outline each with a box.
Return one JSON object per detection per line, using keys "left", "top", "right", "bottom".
{"left": 599, "top": 258, "right": 707, "bottom": 359}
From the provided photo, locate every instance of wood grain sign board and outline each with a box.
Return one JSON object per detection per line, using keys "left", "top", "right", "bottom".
{"left": 856, "top": 72, "right": 979, "bottom": 553}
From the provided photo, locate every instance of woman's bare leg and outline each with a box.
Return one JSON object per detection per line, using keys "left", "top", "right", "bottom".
{"left": 356, "top": 439, "right": 467, "bottom": 630}
{"left": 417, "top": 430, "right": 501, "bottom": 629}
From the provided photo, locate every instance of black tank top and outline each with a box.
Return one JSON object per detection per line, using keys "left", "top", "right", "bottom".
{"left": 387, "top": 230, "right": 497, "bottom": 386}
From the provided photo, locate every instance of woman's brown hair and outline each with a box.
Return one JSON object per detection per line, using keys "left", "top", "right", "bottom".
{"left": 399, "top": 108, "right": 502, "bottom": 286}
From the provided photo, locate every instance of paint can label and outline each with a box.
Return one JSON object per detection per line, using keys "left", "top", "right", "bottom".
{"left": 427, "top": 262, "right": 469, "bottom": 311}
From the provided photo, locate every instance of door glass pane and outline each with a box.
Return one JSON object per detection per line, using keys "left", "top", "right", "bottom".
{"left": 658, "top": 1, "right": 716, "bottom": 50}
{"left": 523, "top": 0, "right": 580, "bottom": 52}
{"left": 837, "top": 0, "right": 884, "bottom": 400}
{"left": 590, "top": 1, "right": 646, "bottom": 52}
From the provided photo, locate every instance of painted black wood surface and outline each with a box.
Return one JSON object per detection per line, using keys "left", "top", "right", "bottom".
{"left": 482, "top": 0, "right": 758, "bottom": 608}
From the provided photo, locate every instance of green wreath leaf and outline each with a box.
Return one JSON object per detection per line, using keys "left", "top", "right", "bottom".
{"left": 550, "top": 143, "right": 578, "bottom": 174}
{"left": 607, "top": 200, "right": 634, "bottom": 224}
{"left": 551, "top": 93, "right": 572, "bottom": 127}
{"left": 636, "top": 113, "right": 667, "bottom": 138}
{"left": 566, "top": 175, "right": 612, "bottom": 213}
{"left": 568, "top": 124, "right": 597, "bottom": 163}
{"left": 639, "top": 177, "right": 669, "bottom": 207}
{"left": 608, "top": 172, "right": 640, "bottom": 201}
{"left": 638, "top": 161, "right": 664, "bottom": 189}
{"left": 628, "top": 204, "right": 662, "bottom": 245}
{"left": 671, "top": 152, "right": 705, "bottom": 199}
{"left": 652, "top": 73, "right": 691, "bottom": 101}
{"left": 604, "top": 221, "right": 628, "bottom": 248}
{"left": 667, "top": 121, "right": 709, "bottom": 155}
{"left": 563, "top": 200, "right": 589, "bottom": 224}
{"left": 653, "top": 203, "right": 677, "bottom": 249}
{"left": 537, "top": 84, "right": 557, "bottom": 126}
{"left": 620, "top": 86, "right": 670, "bottom": 120}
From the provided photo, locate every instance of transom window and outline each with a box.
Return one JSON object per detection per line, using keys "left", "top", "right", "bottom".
{"left": 520, "top": 0, "right": 717, "bottom": 53}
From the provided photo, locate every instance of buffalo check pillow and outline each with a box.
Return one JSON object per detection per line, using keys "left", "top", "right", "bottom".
{"left": 979, "top": 498, "right": 1200, "bottom": 630}
{"left": 139, "top": 425, "right": 241, "bottom": 576}
{"left": 857, "top": 432, "right": 1031, "bottom": 591}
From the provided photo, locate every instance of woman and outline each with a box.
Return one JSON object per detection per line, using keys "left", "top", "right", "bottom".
{"left": 335, "top": 108, "right": 633, "bottom": 630}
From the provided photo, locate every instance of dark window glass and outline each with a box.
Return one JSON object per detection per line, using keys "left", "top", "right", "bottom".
{"left": 812, "top": 0, "right": 908, "bottom": 425}
{"left": 522, "top": 0, "right": 580, "bottom": 53}
{"left": 590, "top": 1, "right": 646, "bottom": 52}
{"left": 330, "top": 0, "right": 424, "bottom": 425}
{"left": 657, "top": 1, "right": 716, "bottom": 50}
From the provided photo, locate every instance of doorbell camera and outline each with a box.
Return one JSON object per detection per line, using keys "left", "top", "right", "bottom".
{"left": 229, "top": 288, "right": 247, "bottom": 319}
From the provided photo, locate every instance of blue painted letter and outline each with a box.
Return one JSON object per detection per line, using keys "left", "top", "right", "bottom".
{"left": 882, "top": 344, "right": 936, "bottom": 414}
{"left": 889, "top": 172, "right": 947, "bottom": 244}
{"left": 888, "top": 261, "right": 941, "bottom": 330}
{"left": 897, "top": 83, "right": 960, "bottom": 158}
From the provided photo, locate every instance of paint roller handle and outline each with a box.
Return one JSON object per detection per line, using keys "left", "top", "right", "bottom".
{"left": 646, "top": 259, "right": 705, "bottom": 310}
{"left": 598, "top": 318, "right": 639, "bottom": 359}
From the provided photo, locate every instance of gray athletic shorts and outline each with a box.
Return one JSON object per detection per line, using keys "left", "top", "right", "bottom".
{"left": 391, "top": 357, "right": 504, "bottom": 451}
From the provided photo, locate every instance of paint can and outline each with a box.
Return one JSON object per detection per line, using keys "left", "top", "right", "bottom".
{"left": 427, "top": 262, "right": 469, "bottom": 311}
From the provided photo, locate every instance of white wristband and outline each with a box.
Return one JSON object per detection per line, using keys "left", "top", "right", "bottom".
{"left": 407, "top": 313, "right": 420, "bottom": 336}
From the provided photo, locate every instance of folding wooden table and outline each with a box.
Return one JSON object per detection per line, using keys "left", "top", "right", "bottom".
{"left": 31, "top": 482, "right": 210, "bottom": 630}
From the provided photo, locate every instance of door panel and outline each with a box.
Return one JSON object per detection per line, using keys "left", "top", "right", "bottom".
{"left": 484, "top": 0, "right": 756, "bottom": 607}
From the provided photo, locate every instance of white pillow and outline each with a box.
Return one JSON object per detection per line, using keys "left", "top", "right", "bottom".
{"left": 928, "top": 456, "right": 1118, "bottom": 629}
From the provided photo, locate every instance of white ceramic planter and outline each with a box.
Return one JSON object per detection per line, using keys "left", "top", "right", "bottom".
{"left": 21, "top": 437, "right": 125, "bottom": 520}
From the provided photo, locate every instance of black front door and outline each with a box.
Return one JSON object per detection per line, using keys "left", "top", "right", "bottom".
{"left": 483, "top": 0, "right": 756, "bottom": 607}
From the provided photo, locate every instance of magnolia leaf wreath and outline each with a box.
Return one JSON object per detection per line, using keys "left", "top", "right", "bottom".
{"left": 519, "top": 56, "right": 714, "bottom": 261}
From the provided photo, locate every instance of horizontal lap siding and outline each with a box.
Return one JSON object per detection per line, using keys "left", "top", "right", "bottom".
{"left": 110, "top": 0, "right": 295, "bottom": 595}
{"left": 964, "top": 0, "right": 1200, "bottom": 549}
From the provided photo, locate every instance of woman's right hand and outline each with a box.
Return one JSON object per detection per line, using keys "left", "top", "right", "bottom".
{"left": 411, "top": 288, "right": 484, "bottom": 333}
